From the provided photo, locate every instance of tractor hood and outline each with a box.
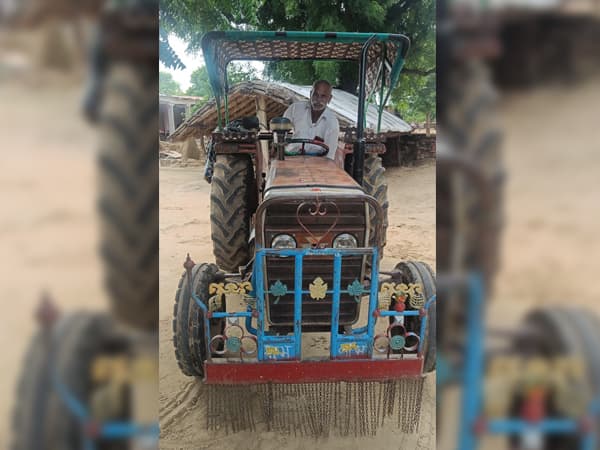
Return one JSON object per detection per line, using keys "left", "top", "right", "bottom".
{"left": 257, "top": 156, "right": 384, "bottom": 250}
{"left": 264, "top": 157, "right": 361, "bottom": 196}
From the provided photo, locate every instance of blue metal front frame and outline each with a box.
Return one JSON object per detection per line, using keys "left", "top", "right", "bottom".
{"left": 54, "top": 371, "right": 159, "bottom": 450}
{"left": 451, "top": 273, "right": 599, "bottom": 450}
{"left": 191, "top": 247, "right": 435, "bottom": 363}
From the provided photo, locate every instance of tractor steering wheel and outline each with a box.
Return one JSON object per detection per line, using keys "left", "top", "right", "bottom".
{"left": 284, "top": 138, "right": 329, "bottom": 156}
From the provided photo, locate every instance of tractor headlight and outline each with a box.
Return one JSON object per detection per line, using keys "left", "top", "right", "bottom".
{"left": 333, "top": 233, "right": 358, "bottom": 249}
{"left": 271, "top": 234, "right": 297, "bottom": 249}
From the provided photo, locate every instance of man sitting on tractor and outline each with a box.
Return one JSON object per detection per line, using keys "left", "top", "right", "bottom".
{"left": 283, "top": 79, "right": 340, "bottom": 159}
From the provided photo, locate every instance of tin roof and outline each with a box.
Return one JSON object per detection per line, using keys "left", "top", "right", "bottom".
{"left": 169, "top": 80, "right": 412, "bottom": 141}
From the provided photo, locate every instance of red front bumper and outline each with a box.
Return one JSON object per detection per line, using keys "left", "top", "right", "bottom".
{"left": 204, "top": 358, "right": 423, "bottom": 384}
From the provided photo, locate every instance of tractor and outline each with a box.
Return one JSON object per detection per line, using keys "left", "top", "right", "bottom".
{"left": 171, "top": 31, "right": 436, "bottom": 435}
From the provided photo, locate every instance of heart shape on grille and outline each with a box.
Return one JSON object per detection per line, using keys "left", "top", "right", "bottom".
{"left": 295, "top": 196, "right": 340, "bottom": 246}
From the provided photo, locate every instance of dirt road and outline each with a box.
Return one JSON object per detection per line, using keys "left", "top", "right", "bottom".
{"left": 158, "top": 160, "right": 436, "bottom": 449}
{"left": 491, "top": 77, "right": 600, "bottom": 312}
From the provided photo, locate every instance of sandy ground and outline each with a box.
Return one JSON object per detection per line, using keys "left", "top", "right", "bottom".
{"left": 0, "top": 70, "right": 106, "bottom": 447}
{"left": 491, "top": 77, "right": 600, "bottom": 313}
{"left": 439, "top": 76, "right": 600, "bottom": 449}
{"left": 158, "top": 160, "right": 436, "bottom": 449}
{"left": 2, "top": 25, "right": 599, "bottom": 449}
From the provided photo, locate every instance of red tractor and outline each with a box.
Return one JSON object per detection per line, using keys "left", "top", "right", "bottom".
{"left": 172, "top": 31, "right": 436, "bottom": 435}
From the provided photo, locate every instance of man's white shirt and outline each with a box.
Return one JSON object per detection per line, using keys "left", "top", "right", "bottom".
{"left": 283, "top": 101, "right": 340, "bottom": 159}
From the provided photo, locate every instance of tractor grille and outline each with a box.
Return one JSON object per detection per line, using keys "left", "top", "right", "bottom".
{"left": 264, "top": 200, "right": 367, "bottom": 329}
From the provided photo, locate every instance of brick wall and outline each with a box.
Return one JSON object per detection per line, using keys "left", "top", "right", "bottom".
{"left": 382, "top": 134, "right": 436, "bottom": 167}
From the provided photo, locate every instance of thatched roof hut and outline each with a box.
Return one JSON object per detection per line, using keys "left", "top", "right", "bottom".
{"left": 169, "top": 80, "right": 412, "bottom": 142}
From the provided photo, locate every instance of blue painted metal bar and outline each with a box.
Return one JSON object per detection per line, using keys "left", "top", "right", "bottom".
{"left": 56, "top": 368, "right": 159, "bottom": 447}
{"left": 54, "top": 377, "right": 89, "bottom": 422}
{"left": 418, "top": 316, "right": 428, "bottom": 355}
{"left": 378, "top": 311, "right": 421, "bottom": 317}
{"left": 294, "top": 254, "right": 303, "bottom": 359}
{"left": 330, "top": 253, "right": 343, "bottom": 358}
{"left": 457, "top": 273, "right": 485, "bottom": 450}
{"left": 101, "top": 422, "right": 160, "bottom": 439}
{"left": 589, "top": 397, "right": 600, "bottom": 415}
{"left": 191, "top": 292, "right": 212, "bottom": 362}
{"left": 487, "top": 419, "right": 579, "bottom": 434}
{"left": 366, "top": 249, "right": 379, "bottom": 357}
{"left": 245, "top": 305, "right": 257, "bottom": 335}
{"left": 259, "top": 248, "right": 375, "bottom": 257}
{"left": 583, "top": 428, "right": 596, "bottom": 450}
{"left": 211, "top": 311, "right": 252, "bottom": 319}
{"left": 255, "top": 251, "right": 266, "bottom": 359}
{"left": 417, "top": 294, "right": 437, "bottom": 353}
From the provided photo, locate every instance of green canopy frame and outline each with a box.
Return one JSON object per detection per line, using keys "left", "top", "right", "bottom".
{"left": 200, "top": 30, "right": 410, "bottom": 184}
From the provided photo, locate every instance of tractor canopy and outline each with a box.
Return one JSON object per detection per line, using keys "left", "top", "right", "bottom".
{"left": 200, "top": 30, "right": 410, "bottom": 133}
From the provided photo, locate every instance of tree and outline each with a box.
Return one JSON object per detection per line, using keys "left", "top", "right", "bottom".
{"left": 387, "top": 0, "right": 436, "bottom": 122}
{"left": 186, "top": 62, "right": 259, "bottom": 112}
{"left": 160, "top": 0, "right": 435, "bottom": 121}
{"left": 393, "top": 71, "right": 435, "bottom": 123}
{"left": 159, "top": 71, "right": 183, "bottom": 95}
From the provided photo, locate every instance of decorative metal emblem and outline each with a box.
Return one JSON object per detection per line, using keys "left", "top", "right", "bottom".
{"left": 226, "top": 336, "right": 242, "bottom": 353}
{"left": 347, "top": 279, "right": 366, "bottom": 303}
{"left": 269, "top": 280, "right": 288, "bottom": 304}
{"left": 309, "top": 277, "right": 328, "bottom": 300}
{"left": 379, "top": 282, "right": 424, "bottom": 309}
{"left": 296, "top": 194, "right": 340, "bottom": 246}
{"left": 390, "top": 335, "right": 406, "bottom": 350}
{"left": 340, "top": 342, "right": 359, "bottom": 353}
{"left": 209, "top": 281, "right": 253, "bottom": 295}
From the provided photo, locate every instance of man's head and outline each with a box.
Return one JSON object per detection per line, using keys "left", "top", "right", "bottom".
{"left": 310, "top": 80, "right": 333, "bottom": 112}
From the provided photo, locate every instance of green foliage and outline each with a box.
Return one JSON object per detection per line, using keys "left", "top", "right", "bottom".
{"left": 387, "top": 0, "right": 436, "bottom": 121}
{"left": 186, "top": 62, "right": 259, "bottom": 110}
{"left": 393, "top": 71, "right": 435, "bottom": 123}
{"left": 159, "top": 0, "right": 435, "bottom": 122}
{"left": 160, "top": 1, "right": 261, "bottom": 52}
{"left": 159, "top": 71, "right": 183, "bottom": 95}
{"left": 185, "top": 66, "right": 212, "bottom": 99}
{"left": 159, "top": 26, "right": 185, "bottom": 70}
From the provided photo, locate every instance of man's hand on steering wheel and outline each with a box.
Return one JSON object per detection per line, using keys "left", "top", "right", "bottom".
{"left": 284, "top": 137, "right": 329, "bottom": 156}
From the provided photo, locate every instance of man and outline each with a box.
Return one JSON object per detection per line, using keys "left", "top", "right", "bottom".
{"left": 283, "top": 79, "right": 340, "bottom": 159}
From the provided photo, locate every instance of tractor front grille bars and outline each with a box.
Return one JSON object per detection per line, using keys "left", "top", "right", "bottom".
{"left": 190, "top": 247, "right": 436, "bottom": 384}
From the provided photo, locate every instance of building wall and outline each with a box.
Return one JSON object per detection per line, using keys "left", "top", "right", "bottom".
{"left": 382, "top": 135, "right": 436, "bottom": 167}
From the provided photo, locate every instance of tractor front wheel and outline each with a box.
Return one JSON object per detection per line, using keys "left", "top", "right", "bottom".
{"left": 11, "top": 313, "right": 129, "bottom": 450}
{"left": 172, "top": 263, "right": 226, "bottom": 377}
{"left": 389, "top": 260, "right": 436, "bottom": 373}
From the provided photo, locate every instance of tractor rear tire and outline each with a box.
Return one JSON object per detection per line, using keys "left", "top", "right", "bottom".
{"left": 437, "top": 61, "right": 504, "bottom": 366}
{"left": 510, "top": 307, "right": 600, "bottom": 450}
{"left": 391, "top": 261, "right": 436, "bottom": 373}
{"left": 210, "top": 154, "right": 255, "bottom": 272}
{"left": 172, "top": 263, "right": 226, "bottom": 377}
{"left": 438, "top": 60, "right": 504, "bottom": 283}
{"left": 362, "top": 155, "right": 389, "bottom": 250}
{"left": 97, "top": 63, "right": 158, "bottom": 331}
{"left": 11, "top": 313, "right": 127, "bottom": 450}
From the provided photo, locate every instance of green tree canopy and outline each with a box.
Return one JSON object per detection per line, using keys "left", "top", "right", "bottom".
{"left": 160, "top": 0, "right": 435, "bottom": 121}
{"left": 185, "top": 63, "right": 259, "bottom": 113}
{"left": 159, "top": 71, "right": 183, "bottom": 95}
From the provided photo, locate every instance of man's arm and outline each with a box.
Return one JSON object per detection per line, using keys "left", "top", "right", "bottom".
{"left": 324, "top": 116, "right": 340, "bottom": 159}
